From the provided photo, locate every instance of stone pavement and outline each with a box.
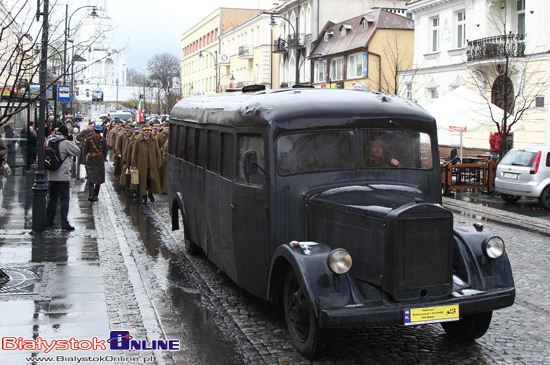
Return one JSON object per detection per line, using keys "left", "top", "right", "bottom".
{"left": 0, "top": 168, "right": 160, "bottom": 364}
{"left": 1, "top": 167, "right": 547, "bottom": 364}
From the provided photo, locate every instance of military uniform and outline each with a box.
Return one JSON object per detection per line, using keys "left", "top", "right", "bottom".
{"left": 83, "top": 127, "right": 108, "bottom": 201}
{"left": 131, "top": 128, "right": 162, "bottom": 204}
{"left": 156, "top": 127, "right": 169, "bottom": 194}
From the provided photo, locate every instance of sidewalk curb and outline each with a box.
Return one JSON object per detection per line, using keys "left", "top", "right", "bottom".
{"left": 443, "top": 197, "right": 550, "bottom": 236}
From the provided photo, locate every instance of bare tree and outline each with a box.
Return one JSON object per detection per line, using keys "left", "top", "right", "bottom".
{"left": 465, "top": 3, "right": 549, "bottom": 157}
{"left": 0, "top": 0, "right": 115, "bottom": 127}
{"left": 379, "top": 30, "right": 415, "bottom": 96}
{"left": 147, "top": 53, "right": 181, "bottom": 112}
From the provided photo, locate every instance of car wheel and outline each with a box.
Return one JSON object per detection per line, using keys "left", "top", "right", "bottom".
{"left": 441, "top": 311, "right": 492, "bottom": 341}
{"left": 500, "top": 193, "right": 521, "bottom": 204}
{"left": 538, "top": 186, "right": 550, "bottom": 210}
{"left": 284, "top": 268, "right": 329, "bottom": 358}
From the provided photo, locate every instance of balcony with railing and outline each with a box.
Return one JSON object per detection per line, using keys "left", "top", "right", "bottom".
{"left": 272, "top": 33, "right": 306, "bottom": 53}
{"left": 467, "top": 33, "right": 526, "bottom": 61}
{"left": 238, "top": 45, "right": 253, "bottom": 59}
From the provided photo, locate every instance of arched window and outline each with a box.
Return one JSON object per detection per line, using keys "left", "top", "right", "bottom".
{"left": 491, "top": 75, "right": 514, "bottom": 114}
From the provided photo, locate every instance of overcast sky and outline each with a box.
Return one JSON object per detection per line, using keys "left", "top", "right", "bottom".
{"left": 102, "top": 0, "right": 277, "bottom": 70}
{"left": 6, "top": 0, "right": 278, "bottom": 70}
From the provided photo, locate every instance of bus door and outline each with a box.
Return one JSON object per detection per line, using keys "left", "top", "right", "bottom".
{"left": 232, "top": 134, "right": 269, "bottom": 298}
{"left": 217, "top": 132, "right": 238, "bottom": 282}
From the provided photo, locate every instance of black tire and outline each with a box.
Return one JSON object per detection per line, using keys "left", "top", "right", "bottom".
{"left": 500, "top": 193, "right": 521, "bottom": 204}
{"left": 538, "top": 186, "right": 550, "bottom": 210}
{"left": 283, "top": 268, "right": 329, "bottom": 358}
{"left": 441, "top": 311, "right": 492, "bottom": 341}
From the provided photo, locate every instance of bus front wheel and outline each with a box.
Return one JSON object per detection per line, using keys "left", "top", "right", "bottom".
{"left": 283, "top": 268, "right": 328, "bottom": 358}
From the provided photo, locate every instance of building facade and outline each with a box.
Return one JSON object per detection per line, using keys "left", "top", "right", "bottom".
{"left": 273, "top": 0, "right": 409, "bottom": 87}
{"left": 405, "top": 0, "right": 550, "bottom": 148}
{"left": 72, "top": 0, "right": 137, "bottom": 114}
{"left": 180, "top": 8, "right": 261, "bottom": 96}
{"left": 309, "top": 9, "right": 414, "bottom": 92}
{"left": 218, "top": 12, "right": 280, "bottom": 91}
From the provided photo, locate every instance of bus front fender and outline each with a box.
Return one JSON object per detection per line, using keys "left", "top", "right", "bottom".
{"left": 170, "top": 192, "right": 191, "bottom": 236}
{"left": 267, "top": 242, "right": 356, "bottom": 317}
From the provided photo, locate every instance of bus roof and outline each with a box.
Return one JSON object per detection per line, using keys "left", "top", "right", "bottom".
{"left": 170, "top": 88, "right": 436, "bottom": 130}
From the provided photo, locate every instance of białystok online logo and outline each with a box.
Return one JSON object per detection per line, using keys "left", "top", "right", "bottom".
{"left": 107, "top": 331, "right": 180, "bottom": 351}
{"left": 2, "top": 331, "right": 180, "bottom": 353}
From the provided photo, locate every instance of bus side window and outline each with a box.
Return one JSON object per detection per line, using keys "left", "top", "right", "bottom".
{"left": 220, "top": 132, "right": 234, "bottom": 179}
{"left": 237, "top": 134, "right": 265, "bottom": 185}
{"left": 168, "top": 124, "right": 177, "bottom": 156}
{"left": 207, "top": 130, "right": 220, "bottom": 173}
{"left": 185, "top": 127, "right": 196, "bottom": 163}
{"left": 196, "top": 129, "right": 207, "bottom": 167}
{"left": 177, "top": 125, "right": 186, "bottom": 159}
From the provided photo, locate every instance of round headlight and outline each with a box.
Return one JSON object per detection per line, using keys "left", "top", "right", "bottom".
{"left": 483, "top": 237, "right": 505, "bottom": 259}
{"left": 327, "top": 249, "right": 352, "bottom": 274}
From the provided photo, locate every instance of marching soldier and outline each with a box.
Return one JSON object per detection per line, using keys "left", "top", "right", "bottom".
{"left": 83, "top": 125, "right": 108, "bottom": 202}
{"left": 156, "top": 122, "right": 169, "bottom": 194}
{"left": 113, "top": 124, "right": 131, "bottom": 176}
{"left": 131, "top": 126, "right": 161, "bottom": 205}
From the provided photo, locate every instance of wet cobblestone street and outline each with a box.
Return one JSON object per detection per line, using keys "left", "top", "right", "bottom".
{"left": 1, "top": 169, "right": 549, "bottom": 364}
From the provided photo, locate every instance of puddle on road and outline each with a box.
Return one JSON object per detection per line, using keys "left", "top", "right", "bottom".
{"left": 112, "top": 182, "right": 247, "bottom": 364}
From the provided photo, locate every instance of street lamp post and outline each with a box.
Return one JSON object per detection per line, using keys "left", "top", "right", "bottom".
{"left": 32, "top": 0, "right": 50, "bottom": 234}
{"left": 199, "top": 50, "right": 218, "bottom": 93}
{"left": 218, "top": 73, "right": 235, "bottom": 92}
{"left": 63, "top": 5, "right": 97, "bottom": 117}
{"left": 270, "top": 14, "right": 301, "bottom": 86}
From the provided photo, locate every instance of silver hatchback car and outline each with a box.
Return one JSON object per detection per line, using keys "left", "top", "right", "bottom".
{"left": 495, "top": 145, "right": 550, "bottom": 209}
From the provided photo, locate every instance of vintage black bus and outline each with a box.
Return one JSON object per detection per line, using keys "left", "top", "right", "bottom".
{"left": 167, "top": 87, "right": 514, "bottom": 358}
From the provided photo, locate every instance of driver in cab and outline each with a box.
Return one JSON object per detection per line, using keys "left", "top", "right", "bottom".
{"left": 363, "top": 139, "right": 400, "bottom": 167}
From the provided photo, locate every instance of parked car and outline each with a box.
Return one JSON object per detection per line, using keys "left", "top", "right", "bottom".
{"left": 495, "top": 145, "right": 550, "bottom": 209}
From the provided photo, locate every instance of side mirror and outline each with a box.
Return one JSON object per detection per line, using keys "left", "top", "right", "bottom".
{"left": 244, "top": 151, "right": 258, "bottom": 176}
{"left": 450, "top": 149, "right": 458, "bottom": 165}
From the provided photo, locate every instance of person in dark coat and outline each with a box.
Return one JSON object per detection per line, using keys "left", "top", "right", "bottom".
{"left": 83, "top": 125, "right": 108, "bottom": 202}
{"left": 3, "top": 121, "right": 16, "bottom": 168}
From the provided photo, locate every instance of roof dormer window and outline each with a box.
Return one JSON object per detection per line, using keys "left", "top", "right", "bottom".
{"left": 324, "top": 31, "right": 333, "bottom": 42}
{"left": 362, "top": 19, "right": 368, "bottom": 30}
{"left": 340, "top": 24, "right": 351, "bottom": 37}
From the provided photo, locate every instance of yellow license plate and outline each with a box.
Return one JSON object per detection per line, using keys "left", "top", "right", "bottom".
{"left": 404, "top": 305, "right": 459, "bottom": 326}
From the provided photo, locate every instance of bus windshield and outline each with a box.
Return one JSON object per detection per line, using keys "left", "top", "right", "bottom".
{"left": 276, "top": 128, "right": 433, "bottom": 176}
{"left": 277, "top": 130, "right": 355, "bottom": 176}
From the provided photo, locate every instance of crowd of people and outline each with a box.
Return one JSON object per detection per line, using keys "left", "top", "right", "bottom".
{"left": 99, "top": 117, "right": 169, "bottom": 205}
{"left": 1, "top": 113, "right": 169, "bottom": 231}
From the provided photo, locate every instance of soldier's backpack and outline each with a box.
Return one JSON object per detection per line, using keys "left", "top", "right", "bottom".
{"left": 44, "top": 140, "right": 67, "bottom": 170}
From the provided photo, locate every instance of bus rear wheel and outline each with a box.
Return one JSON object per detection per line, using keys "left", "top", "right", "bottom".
{"left": 283, "top": 268, "right": 328, "bottom": 358}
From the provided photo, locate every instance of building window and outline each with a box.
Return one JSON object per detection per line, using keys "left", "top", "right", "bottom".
{"left": 314, "top": 61, "right": 326, "bottom": 83}
{"left": 362, "top": 20, "right": 368, "bottom": 31}
{"left": 456, "top": 11, "right": 466, "bottom": 48}
{"left": 429, "top": 88, "right": 438, "bottom": 100}
{"left": 347, "top": 52, "right": 364, "bottom": 79}
{"left": 406, "top": 83, "right": 413, "bottom": 99}
{"left": 517, "top": 0, "right": 525, "bottom": 35}
{"left": 330, "top": 57, "right": 344, "bottom": 81}
{"left": 431, "top": 17, "right": 440, "bottom": 52}
{"left": 324, "top": 32, "right": 328, "bottom": 42}
{"left": 341, "top": 27, "right": 346, "bottom": 37}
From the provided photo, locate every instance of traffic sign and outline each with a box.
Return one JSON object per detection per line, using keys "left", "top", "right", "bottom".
{"left": 58, "top": 85, "right": 71, "bottom": 102}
